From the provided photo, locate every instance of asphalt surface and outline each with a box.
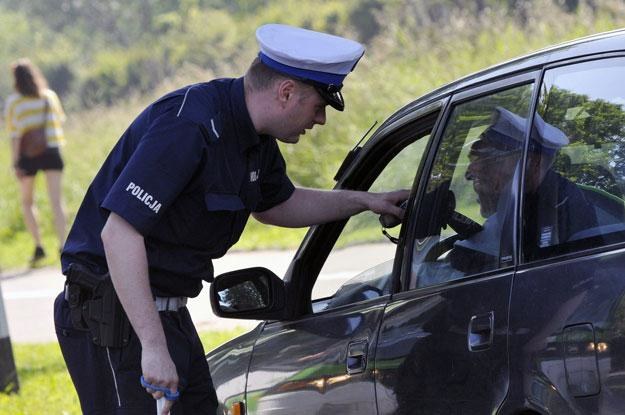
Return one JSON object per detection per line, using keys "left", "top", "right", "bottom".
{"left": 0, "top": 243, "right": 395, "bottom": 343}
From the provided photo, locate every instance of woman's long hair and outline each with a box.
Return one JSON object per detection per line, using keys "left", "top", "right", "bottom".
{"left": 12, "top": 58, "right": 48, "bottom": 97}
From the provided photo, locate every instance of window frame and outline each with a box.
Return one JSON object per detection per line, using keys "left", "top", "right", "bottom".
{"left": 399, "top": 70, "right": 543, "bottom": 293}
{"left": 281, "top": 100, "right": 447, "bottom": 318}
{"left": 516, "top": 53, "right": 625, "bottom": 269}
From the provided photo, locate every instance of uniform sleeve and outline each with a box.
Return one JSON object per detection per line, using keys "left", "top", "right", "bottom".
{"left": 254, "top": 140, "right": 295, "bottom": 212}
{"left": 101, "top": 110, "right": 206, "bottom": 234}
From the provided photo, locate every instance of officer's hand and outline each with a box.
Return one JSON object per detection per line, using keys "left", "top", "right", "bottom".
{"left": 141, "top": 346, "right": 178, "bottom": 412}
{"left": 367, "top": 189, "right": 410, "bottom": 219}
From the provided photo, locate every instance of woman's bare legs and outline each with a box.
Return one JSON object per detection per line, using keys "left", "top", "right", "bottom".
{"left": 18, "top": 175, "right": 43, "bottom": 249}
{"left": 44, "top": 169, "right": 67, "bottom": 249}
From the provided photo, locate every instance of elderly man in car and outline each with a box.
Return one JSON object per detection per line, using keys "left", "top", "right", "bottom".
{"left": 450, "top": 107, "right": 598, "bottom": 272}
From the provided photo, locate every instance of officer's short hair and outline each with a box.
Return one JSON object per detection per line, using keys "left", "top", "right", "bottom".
{"left": 246, "top": 57, "right": 291, "bottom": 91}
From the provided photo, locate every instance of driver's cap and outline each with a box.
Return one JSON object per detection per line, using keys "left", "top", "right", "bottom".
{"left": 477, "top": 107, "right": 569, "bottom": 156}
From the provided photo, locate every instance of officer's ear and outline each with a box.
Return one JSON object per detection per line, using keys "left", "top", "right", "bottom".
{"left": 276, "top": 79, "right": 296, "bottom": 108}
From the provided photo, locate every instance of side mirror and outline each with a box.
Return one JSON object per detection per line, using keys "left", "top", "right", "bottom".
{"left": 210, "top": 267, "right": 286, "bottom": 320}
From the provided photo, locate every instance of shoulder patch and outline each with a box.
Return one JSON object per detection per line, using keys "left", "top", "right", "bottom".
{"left": 198, "top": 116, "right": 222, "bottom": 143}
{"left": 176, "top": 84, "right": 222, "bottom": 142}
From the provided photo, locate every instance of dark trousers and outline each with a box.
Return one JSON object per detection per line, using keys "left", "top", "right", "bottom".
{"left": 54, "top": 293, "right": 218, "bottom": 414}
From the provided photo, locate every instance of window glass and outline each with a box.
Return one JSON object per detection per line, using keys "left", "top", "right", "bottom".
{"left": 523, "top": 58, "right": 625, "bottom": 261}
{"left": 410, "top": 84, "right": 534, "bottom": 289}
{"left": 311, "top": 128, "right": 431, "bottom": 311}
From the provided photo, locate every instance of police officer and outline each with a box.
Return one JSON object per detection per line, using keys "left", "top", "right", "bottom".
{"left": 54, "top": 24, "right": 407, "bottom": 414}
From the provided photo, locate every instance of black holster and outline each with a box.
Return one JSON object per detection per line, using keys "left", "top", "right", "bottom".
{"left": 65, "top": 263, "right": 131, "bottom": 348}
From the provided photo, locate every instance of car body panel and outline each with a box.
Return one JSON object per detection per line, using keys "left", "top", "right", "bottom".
{"left": 502, "top": 250, "right": 625, "bottom": 414}
{"left": 206, "top": 324, "right": 263, "bottom": 413}
{"left": 375, "top": 273, "right": 512, "bottom": 414}
{"left": 244, "top": 299, "right": 387, "bottom": 414}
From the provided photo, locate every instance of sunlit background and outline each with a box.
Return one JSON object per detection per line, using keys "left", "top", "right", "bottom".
{"left": 1, "top": 0, "right": 625, "bottom": 269}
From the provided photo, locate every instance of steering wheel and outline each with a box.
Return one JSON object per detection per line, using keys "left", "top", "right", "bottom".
{"left": 423, "top": 234, "right": 462, "bottom": 262}
{"left": 447, "top": 209, "right": 482, "bottom": 237}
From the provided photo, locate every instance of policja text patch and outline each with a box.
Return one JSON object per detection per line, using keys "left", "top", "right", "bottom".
{"left": 125, "top": 182, "right": 162, "bottom": 213}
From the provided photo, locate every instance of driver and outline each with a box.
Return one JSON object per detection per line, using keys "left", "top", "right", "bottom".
{"left": 449, "top": 107, "right": 597, "bottom": 273}
{"left": 444, "top": 107, "right": 526, "bottom": 274}
{"left": 465, "top": 127, "right": 521, "bottom": 219}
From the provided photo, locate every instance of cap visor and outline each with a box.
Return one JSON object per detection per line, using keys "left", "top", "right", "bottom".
{"left": 316, "top": 87, "right": 344, "bottom": 111}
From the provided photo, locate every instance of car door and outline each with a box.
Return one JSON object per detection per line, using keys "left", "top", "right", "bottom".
{"left": 501, "top": 56, "right": 625, "bottom": 414}
{"left": 242, "top": 104, "right": 442, "bottom": 414}
{"left": 375, "top": 75, "right": 539, "bottom": 414}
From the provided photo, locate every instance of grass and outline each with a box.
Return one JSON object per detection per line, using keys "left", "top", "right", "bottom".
{"left": 0, "top": 328, "right": 248, "bottom": 414}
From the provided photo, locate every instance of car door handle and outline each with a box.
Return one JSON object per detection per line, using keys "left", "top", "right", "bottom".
{"left": 468, "top": 311, "right": 494, "bottom": 352}
{"left": 346, "top": 340, "right": 368, "bottom": 375}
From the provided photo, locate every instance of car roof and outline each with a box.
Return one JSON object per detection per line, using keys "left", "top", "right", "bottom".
{"left": 384, "top": 29, "right": 625, "bottom": 126}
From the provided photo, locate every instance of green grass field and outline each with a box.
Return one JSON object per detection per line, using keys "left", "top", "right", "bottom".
{"left": 0, "top": 328, "right": 247, "bottom": 414}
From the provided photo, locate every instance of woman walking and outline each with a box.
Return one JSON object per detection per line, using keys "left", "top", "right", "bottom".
{"left": 5, "top": 58, "right": 67, "bottom": 266}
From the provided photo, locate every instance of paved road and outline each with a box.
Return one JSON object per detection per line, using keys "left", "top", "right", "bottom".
{"left": 1, "top": 243, "right": 395, "bottom": 343}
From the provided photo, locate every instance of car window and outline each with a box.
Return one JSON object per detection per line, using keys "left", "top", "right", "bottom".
{"left": 522, "top": 58, "right": 625, "bottom": 261}
{"left": 409, "top": 83, "right": 535, "bottom": 289}
{"left": 313, "top": 259, "right": 394, "bottom": 313}
{"left": 311, "top": 130, "right": 430, "bottom": 310}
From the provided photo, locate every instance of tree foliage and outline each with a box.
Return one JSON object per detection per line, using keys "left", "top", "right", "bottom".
{"left": 1, "top": 0, "right": 623, "bottom": 112}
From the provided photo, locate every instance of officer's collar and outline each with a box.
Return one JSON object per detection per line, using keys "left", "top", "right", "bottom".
{"left": 231, "top": 77, "right": 261, "bottom": 152}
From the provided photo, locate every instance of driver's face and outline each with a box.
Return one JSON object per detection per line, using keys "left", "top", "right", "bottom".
{"left": 466, "top": 144, "right": 518, "bottom": 217}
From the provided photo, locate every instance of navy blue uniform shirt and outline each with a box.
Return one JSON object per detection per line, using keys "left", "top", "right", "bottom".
{"left": 62, "top": 77, "right": 295, "bottom": 297}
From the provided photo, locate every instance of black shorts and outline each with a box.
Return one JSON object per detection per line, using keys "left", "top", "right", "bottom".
{"left": 17, "top": 146, "right": 64, "bottom": 176}
{"left": 54, "top": 293, "right": 218, "bottom": 414}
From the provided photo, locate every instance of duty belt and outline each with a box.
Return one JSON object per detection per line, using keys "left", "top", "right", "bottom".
{"left": 155, "top": 296, "right": 187, "bottom": 312}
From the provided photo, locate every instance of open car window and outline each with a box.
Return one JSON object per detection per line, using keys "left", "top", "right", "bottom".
{"left": 409, "top": 83, "right": 535, "bottom": 289}
{"left": 522, "top": 57, "right": 625, "bottom": 261}
{"left": 311, "top": 118, "right": 435, "bottom": 312}
{"left": 313, "top": 259, "right": 394, "bottom": 313}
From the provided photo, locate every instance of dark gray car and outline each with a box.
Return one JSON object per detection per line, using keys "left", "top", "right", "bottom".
{"left": 206, "top": 29, "right": 625, "bottom": 414}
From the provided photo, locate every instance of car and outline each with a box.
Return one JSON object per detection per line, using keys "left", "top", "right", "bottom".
{"left": 205, "top": 29, "right": 625, "bottom": 414}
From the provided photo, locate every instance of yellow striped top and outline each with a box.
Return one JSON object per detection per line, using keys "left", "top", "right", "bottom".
{"left": 4, "top": 89, "right": 66, "bottom": 145}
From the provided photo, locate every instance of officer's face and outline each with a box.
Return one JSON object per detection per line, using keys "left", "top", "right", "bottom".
{"left": 276, "top": 83, "right": 327, "bottom": 144}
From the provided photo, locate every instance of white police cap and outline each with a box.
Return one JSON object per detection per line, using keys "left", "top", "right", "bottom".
{"left": 256, "top": 23, "right": 365, "bottom": 111}
{"left": 481, "top": 107, "right": 568, "bottom": 154}
{"left": 532, "top": 111, "right": 569, "bottom": 151}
